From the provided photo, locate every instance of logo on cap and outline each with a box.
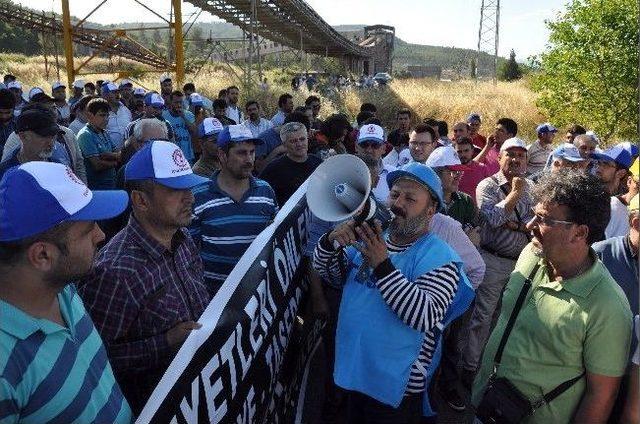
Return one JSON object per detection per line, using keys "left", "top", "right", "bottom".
{"left": 367, "top": 125, "right": 376, "bottom": 134}
{"left": 172, "top": 149, "right": 189, "bottom": 172}
{"left": 65, "top": 166, "right": 90, "bottom": 196}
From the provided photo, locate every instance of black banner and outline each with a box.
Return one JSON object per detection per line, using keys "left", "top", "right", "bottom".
{"left": 137, "top": 184, "right": 323, "bottom": 423}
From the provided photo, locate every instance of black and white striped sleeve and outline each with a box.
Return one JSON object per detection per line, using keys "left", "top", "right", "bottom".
{"left": 372, "top": 258, "right": 460, "bottom": 333}
{"left": 312, "top": 233, "right": 346, "bottom": 282}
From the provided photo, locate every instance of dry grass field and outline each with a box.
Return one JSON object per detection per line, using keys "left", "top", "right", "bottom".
{"left": 1, "top": 54, "right": 545, "bottom": 141}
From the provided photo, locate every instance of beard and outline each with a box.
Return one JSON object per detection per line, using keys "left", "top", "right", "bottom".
{"left": 388, "top": 209, "right": 430, "bottom": 240}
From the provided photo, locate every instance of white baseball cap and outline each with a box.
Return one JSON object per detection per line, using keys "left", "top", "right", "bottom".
{"left": 425, "top": 145, "right": 470, "bottom": 171}
{"left": 119, "top": 79, "right": 133, "bottom": 88}
{"left": 199, "top": 117, "right": 224, "bottom": 138}
{"left": 357, "top": 124, "right": 385, "bottom": 144}
{"left": 124, "top": 140, "right": 208, "bottom": 189}
{"left": 72, "top": 79, "right": 86, "bottom": 89}
{"left": 500, "top": 137, "right": 528, "bottom": 152}
{"left": 7, "top": 81, "right": 22, "bottom": 90}
{"left": 51, "top": 81, "right": 66, "bottom": 91}
{"left": 0, "top": 162, "right": 128, "bottom": 241}
{"left": 133, "top": 87, "right": 146, "bottom": 96}
{"left": 160, "top": 74, "right": 172, "bottom": 84}
{"left": 28, "top": 87, "right": 45, "bottom": 100}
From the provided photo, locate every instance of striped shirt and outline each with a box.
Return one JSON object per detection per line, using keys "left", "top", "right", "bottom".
{"left": 77, "top": 217, "right": 210, "bottom": 413}
{"left": 477, "top": 171, "right": 535, "bottom": 259}
{"left": 0, "top": 285, "right": 132, "bottom": 424}
{"left": 313, "top": 234, "right": 459, "bottom": 393}
{"left": 191, "top": 173, "right": 279, "bottom": 296}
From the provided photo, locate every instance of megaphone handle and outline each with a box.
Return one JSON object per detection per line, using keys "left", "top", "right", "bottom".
{"left": 333, "top": 239, "right": 342, "bottom": 250}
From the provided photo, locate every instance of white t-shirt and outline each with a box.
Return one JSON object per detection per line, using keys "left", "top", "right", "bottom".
{"left": 371, "top": 164, "right": 396, "bottom": 203}
{"left": 605, "top": 196, "right": 630, "bottom": 239}
{"left": 398, "top": 148, "right": 426, "bottom": 165}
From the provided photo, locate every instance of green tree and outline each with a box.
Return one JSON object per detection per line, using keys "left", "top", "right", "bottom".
{"left": 532, "top": 0, "right": 639, "bottom": 142}
{"left": 498, "top": 49, "right": 523, "bottom": 81}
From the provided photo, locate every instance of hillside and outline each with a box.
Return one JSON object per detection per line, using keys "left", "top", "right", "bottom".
{"left": 0, "top": 1, "right": 504, "bottom": 77}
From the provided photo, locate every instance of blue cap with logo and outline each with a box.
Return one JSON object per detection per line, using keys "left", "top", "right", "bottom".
{"left": 125, "top": 140, "right": 208, "bottom": 189}
{"left": 551, "top": 143, "right": 586, "bottom": 162}
{"left": 357, "top": 124, "right": 385, "bottom": 144}
{"left": 198, "top": 117, "right": 224, "bottom": 138}
{"left": 216, "top": 124, "right": 264, "bottom": 148}
{"left": 144, "top": 92, "right": 165, "bottom": 108}
{"left": 536, "top": 122, "right": 558, "bottom": 134}
{"left": 387, "top": 162, "right": 444, "bottom": 212}
{"left": 0, "top": 162, "right": 128, "bottom": 241}
{"left": 591, "top": 145, "right": 632, "bottom": 169}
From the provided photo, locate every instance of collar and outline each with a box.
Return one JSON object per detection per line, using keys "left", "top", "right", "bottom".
{"left": 0, "top": 287, "right": 73, "bottom": 340}
{"left": 494, "top": 170, "right": 509, "bottom": 186}
{"left": 210, "top": 171, "right": 257, "bottom": 197}
{"left": 127, "top": 215, "right": 187, "bottom": 260}
{"left": 537, "top": 249, "right": 603, "bottom": 298}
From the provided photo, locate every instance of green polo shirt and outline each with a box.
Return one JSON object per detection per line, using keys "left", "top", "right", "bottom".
{"left": 443, "top": 191, "right": 477, "bottom": 228}
{"left": 472, "top": 243, "right": 632, "bottom": 423}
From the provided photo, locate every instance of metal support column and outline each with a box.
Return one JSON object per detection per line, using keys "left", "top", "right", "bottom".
{"left": 61, "top": 0, "right": 75, "bottom": 88}
{"left": 172, "top": 0, "right": 185, "bottom": 87}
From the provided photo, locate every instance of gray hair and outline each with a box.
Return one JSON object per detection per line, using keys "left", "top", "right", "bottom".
{"left": 133, "top": 118, "right": 167, "bottom": 142}
{"left": 574, "top": 134, "right": 598, "bottom": 146}
{"left": 279, "top": 121, "right": 307, "bottom": 142}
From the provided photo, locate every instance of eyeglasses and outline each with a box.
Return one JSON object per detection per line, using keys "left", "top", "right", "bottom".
{"left": 529, "top": 210, "right": 574, "bottom": 227}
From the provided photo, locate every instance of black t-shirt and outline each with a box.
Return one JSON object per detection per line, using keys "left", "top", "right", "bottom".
{"left": 259, "top": 154, "right": 322, "bottom": 206}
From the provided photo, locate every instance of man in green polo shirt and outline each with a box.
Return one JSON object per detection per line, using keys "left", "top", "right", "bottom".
{"left": 472, "top": 170, "right": 632, "bottom": 423}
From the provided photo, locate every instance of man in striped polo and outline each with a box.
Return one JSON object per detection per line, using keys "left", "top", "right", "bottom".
{"left": 0, "top": 162, "right": 132, "bottom": 423}
{"left": 191, "top": 124, "right": 278, "bottom": 297}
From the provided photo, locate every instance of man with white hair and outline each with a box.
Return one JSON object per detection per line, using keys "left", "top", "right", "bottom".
{"left": 260, "top": 121, "right": 322, "bottom": 206}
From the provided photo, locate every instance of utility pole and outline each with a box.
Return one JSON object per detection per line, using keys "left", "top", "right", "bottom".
{"left": 477, "top": 0, "right": 500, "bottom": 85}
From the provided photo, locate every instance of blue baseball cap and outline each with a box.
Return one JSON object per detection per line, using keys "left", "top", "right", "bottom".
{"left": 591, "top": 145, "right": 632, "bottom": 169}
{"left": 0, "top": 162, "right": 128, "bottom": 241}
{"left": 190, "top": 93, "right": 204, "bottom": 107}
{"left": 357, "top": 124, "right": 385, "bottom": 144}
{"left": 124, "top": 140, "right": 208, "bottom": 189}
{"left": 536, "top": 122, "right": 558, "bottom": 134}
{"left": 466, "top": 112, "right": 481, "bottom": 123}
{"left": 144, "top": 92, "right": 164, "bottom": 108}
{"left": 101, "top": 82, "right": 119, "bottom": 94}
{"left": 387, "top": 162, "right": 444, "bottom": 212}
{"left": 198, "top": 117, "right": 224, "bottom": 138}
{"left": 618, "top": 142, "right": 639, "bottom": 159}
{"left": 216, "top": 124, "right": 263, "bottom": 148}
{"left": 551, "top": 143, "right": 586, "bottom": 162}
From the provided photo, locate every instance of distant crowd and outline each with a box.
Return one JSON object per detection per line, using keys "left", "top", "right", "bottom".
{"left": 0, "top": 72, "right": 638, "bottom": 424}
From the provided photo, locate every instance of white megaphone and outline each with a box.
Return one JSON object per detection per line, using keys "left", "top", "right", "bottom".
{"left": 307, "top": 154, "right": 393, "bottom": 229}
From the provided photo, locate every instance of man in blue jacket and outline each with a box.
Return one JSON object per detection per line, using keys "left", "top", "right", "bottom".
{"left": 313, "top": 162, "right": 474, "bottom": 422}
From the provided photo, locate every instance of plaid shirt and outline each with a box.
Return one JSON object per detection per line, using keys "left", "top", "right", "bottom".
{"left": 78, "top": 216, "right": 210, "bottom": 410}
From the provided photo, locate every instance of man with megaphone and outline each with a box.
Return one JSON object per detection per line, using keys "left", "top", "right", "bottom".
{"left": 311, "top": 160, "right": 474, "bottom": 421}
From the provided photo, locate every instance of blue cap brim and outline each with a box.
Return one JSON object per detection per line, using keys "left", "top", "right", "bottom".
{"left": 557, "top": 155, "right": 586, "bottom": 162}
{"left": 590, "top": 152, "right": 614, "bottom": 162}
{"left": 155, "top": 173, "right": 209, "bottom": 189}
{"left": 387, "top": 169, "right": 444, "bottom": 212}
{"left": 70, "top": 190, "right": 129, "bottom": 221}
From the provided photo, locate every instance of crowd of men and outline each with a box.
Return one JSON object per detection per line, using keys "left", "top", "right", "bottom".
{"left": 0, "top": 71, "right": 638, "bottom": 424}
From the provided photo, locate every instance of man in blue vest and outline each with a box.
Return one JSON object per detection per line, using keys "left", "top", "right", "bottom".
{"left": 313, "top": 162, "right": 474, "bottom": 422}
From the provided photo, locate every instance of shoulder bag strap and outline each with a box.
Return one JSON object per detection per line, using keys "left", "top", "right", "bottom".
{"left": 493, "top": 263, "right": 541, "bottom": 368}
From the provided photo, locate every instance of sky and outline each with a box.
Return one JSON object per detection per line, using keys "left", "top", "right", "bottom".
{"left": 15, "top": 0, "right": 568, "bottom": 58}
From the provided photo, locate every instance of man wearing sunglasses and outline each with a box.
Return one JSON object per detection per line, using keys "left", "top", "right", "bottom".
{"left": 354, "top": 123, "right": 396, "bottom": 202}
{"left": 473, "top": 170, "right": 632, "bottom": 423}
